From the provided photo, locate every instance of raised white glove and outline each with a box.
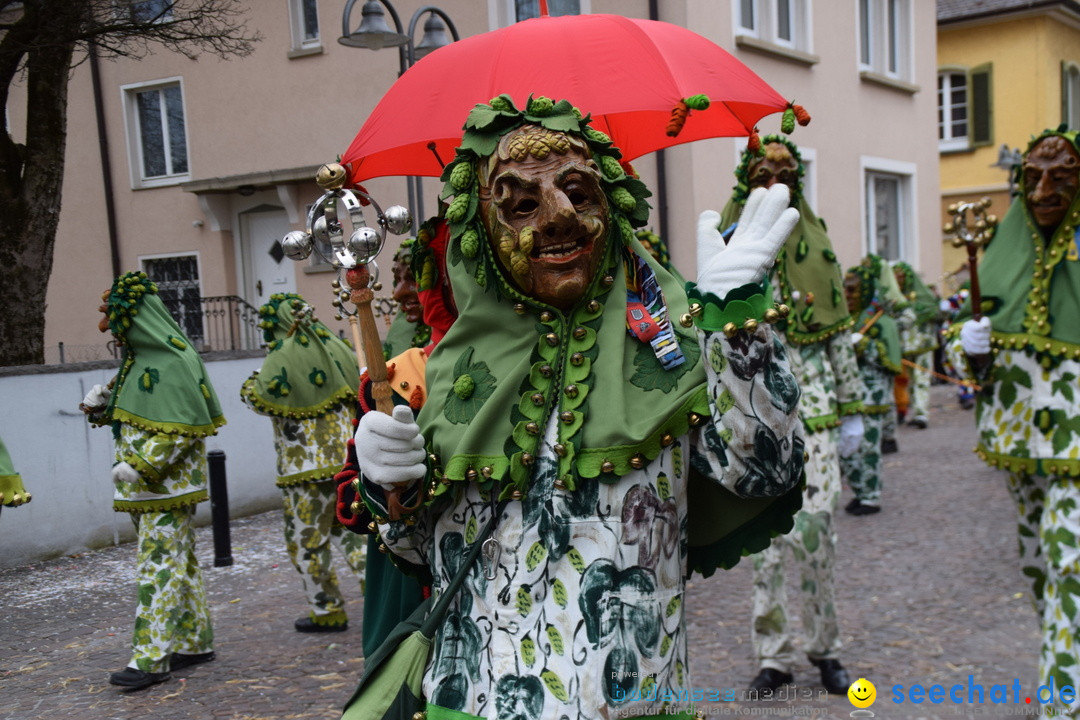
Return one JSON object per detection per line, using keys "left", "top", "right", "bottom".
{"left": 81, "top": 384, "right": 111, "bottom": 411}
{"left": 354, "top": 404, "right": 427, "bottom": 489}
{"left": 838, "top": 414, "right": 865, "bottom": 459}
{"left": 939, "top": 299, "right": 953, "bottom": 313}
{"left": 697, "top": 185, "right": 800, "bottom": 297}
{"left": 960, "top": 317, "right": 992, "bottom": 356}
{"left": 850, "top": 332, "right": 864, "bottom": 345}
{"left": 112, "top": 461, "right": 140, "bottom": 485}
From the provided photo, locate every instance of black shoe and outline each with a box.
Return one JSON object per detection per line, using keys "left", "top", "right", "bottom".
{"left": 845, "top": 499, "right": 881, "bottom": 516}
{"left": 960, "top": 397, "right": 975, "bottom": 410}
{"left": 881, "top": 438, "right": 899, "bottom": 454}
{"left": 170, "top": 651, "right": 215, "bottom": 671}
{"left": 909, "top": 417, "right": 928, "bottom": 429}
{"left": 810, "top": 657, "right": 851, "bottom": 694}
{"left": 749, "top": 667, "right": 794, "bottom": 692}
{"left": 294, "top": 616, "right": 348, "bottom": 633}
{"left": 109, "top": 667, "right": 171, "bottom": 691}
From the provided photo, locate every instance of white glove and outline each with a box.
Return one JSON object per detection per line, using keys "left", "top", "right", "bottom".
{"left": 960, "top": 317, "right": 992, "bottom": 356}
{"left": 939, "top": 299, "right": 953, "bottom": 313}
{"left": 81, "top": 384, "right": 111, "bottom": 410}
{"left": 697, "top": 185, "right": 800, "bottom": 297}
{"left": 112, "top": 461, "right": 140, "bottom": 485}
{"left": 354, "top": 404, "right": 427, "bottom": 489}
{"left": 838, "top": 415, "right": 865, "bottom": 459}
{"left": 850, "top": 332, "right": 864, "bottom": 345}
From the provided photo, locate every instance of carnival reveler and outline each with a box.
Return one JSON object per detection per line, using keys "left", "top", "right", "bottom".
{"left": 240, "top": 293, "right": 367, "bottom": 633}
{"left": 891, "top": 260, "right": 941, "bottom": 429}
{"left": 81, "top": 271, "right": 224, "bottom": 691}
{"left": 720, "top": 136, "right": 863, "bottom": 694}
{"left": 340, "top": 96, "right": 807, "bottom": 719}
{"left": 841, "top": 264, "right": 903, "bottom": 516}
{"left": 0, "top": 434, "right": 31, "bottom": 510}
{"left": 948, "top": 127, "right": 1080, "bottom": 718}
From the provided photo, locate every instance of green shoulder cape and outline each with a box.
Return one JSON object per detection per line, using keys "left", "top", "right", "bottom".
{"left": 99, "top": 272, "right": 225, "bottom": 437}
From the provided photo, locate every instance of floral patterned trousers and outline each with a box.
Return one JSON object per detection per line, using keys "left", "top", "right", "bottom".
{"left": 752, "top": 427, "right": 842, "bottom": 669}
{"left": 1007, "top": 472, "right": 1080, "bottom": 718}
{"left": 128, "top": 506, "right": 213, "bottom": 672}
{"left": 906, "top": 350, "right": 932, "bottom": 424}
{"left": 281, "top": 479, "right": 367, "bottom": 625}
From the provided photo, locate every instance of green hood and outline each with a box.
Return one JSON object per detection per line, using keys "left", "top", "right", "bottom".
{"left": 955, "top": 128, "right": 1080, "bottom": 356}
{"left": 892, "top": 260, "right": 940, "bottom": 326}
{"left": 241, "top": 293, "right": 359, "bottom": 419}
{"left": 99, "top": 272, "right": 225, "bottom": 437}
{"left": 417, "top": 95, "right": 709, "bottom": 502}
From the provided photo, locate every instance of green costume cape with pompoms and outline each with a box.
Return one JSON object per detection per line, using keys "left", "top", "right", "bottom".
{"left": 241, "top": 293, "right": 359, "bottom": 419}
{"left": 97, "top": 272, "right": 226, "bottom": 437}
{"left": 720, "top": 135, "right": 853, "bottom": 345}
{"left": 391, "top": 95, "right": 800, "bottom": 576}
{"left": 953, "top": 128, "right": 1080, "bottom": 355}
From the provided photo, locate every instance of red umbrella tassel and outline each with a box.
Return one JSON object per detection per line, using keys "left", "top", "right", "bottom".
{"left": 666, "top": 94, "right": 710, "bottom": 138}
{"left": 793, "top": 103, "right": 811, "bottom": 126}
{"left": 747, "top": 128, "right": 761, "bottom": 154}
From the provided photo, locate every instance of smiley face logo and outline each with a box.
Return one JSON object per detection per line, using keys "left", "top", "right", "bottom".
{"left": 848, "top": 678, "right": 876, "bottom": 708}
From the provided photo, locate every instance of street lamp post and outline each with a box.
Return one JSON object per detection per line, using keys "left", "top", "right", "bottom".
{"left": 991, "top": 143, "right": 1024, "bottom": 198}
{"left": 339, "top": 1, "right": 460, "bottom": 223}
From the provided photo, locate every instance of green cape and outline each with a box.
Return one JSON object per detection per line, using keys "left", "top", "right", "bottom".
{"left": 847, "top": 264, "right": 902, "bottom": 374}
{"left": 0, "top": 434, "right": 28, "bottom": 506}
{"left": 892, "top": 260, "right": 940, "bottom": 326}
{"left": 99, "top": 272, "right": 225, "bottom": 437}
{"left": 241, "top": 293, "right": 359, "bottom": 419}
{"left": 721, "top": 196, "right": 852, "bottom": 345}
{"left": 955, "top": 128, "right": 1080, "bottom": 356}
{"left": 404, "top": 96, "right": 799, "bottom": 575}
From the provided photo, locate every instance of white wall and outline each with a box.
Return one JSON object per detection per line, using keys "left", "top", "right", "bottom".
{"left": 0, "top": 355, "right": 282, "bottom": 568}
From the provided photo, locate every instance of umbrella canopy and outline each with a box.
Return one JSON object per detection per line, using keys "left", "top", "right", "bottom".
{"left": 342, "top": 13, "right": 792, "bottom": 184}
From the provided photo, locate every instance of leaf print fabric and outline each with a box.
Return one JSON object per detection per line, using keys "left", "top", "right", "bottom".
{"left": 364, "top": 324, "right": 803, "bottom": 719}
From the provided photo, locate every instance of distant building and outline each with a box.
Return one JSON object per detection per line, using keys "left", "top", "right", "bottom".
{"left": 6, "top": 0, "right": 940, "bottom": 364}
{"left": 937, "top": 0, "right": 1080, "bottom": 288}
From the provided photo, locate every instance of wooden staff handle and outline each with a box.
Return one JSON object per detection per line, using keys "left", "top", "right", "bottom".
{"left": 966, "top": 241, "right": 983, "bottom": 322}
{"left": 859, "top": 309, "right": 884, "bottom": 335}
{"left": 348, "top": 273, "right": 423, "bottom": 520}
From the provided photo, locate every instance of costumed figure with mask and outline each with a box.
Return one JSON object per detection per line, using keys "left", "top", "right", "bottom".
{"left": 946, "top": 128, "right": 1080, "bottom": 717}
{"left": 340, "top": 95, "right": 806, "bottom": 720}
{"left": 841, "top": 264, "right": 903, "bottom": 516}
{"left": 861, "top": 254, "right": 914, "bottom": 455}
{"left": 720, "top": 136, "right": 863, "bottom": 694}
{"left": 891, "top": 261, "right": 942, "bottom": 429}
{"left": 81, "top": 271, "right": 224, "bottom": 691}
{"left": 383, "top": 238, "right": 431, "bottom": 360}
{"left": 240, "top": 293, "right": 366, "bottom": 633}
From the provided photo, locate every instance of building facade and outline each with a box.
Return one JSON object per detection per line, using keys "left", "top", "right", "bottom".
{"left": 6, "top": 0, "right": 941, "bottom": 364}
{"left": 937, "top": 0, "right": 1080, "bottom": 283}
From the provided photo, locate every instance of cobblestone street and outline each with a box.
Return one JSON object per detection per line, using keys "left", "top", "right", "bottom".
{"left": 1, "top": 385, "right": 1044, "bottom": 719}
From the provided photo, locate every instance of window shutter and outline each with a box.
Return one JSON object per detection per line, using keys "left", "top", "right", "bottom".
{"left": 970, "top": 63, "right": 993, "bottom": 146}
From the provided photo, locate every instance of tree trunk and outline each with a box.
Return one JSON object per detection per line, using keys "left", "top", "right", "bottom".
{"left": 0, "top": 40, "right": 74, "bottom": 366}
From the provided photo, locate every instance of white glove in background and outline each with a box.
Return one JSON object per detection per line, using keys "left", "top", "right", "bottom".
{"left": 850, "top": 332, "right": 864, "bottom": 345}
{"left": 838, "top": 415, "right": 865, "bottom": 459}
{"left": 81, "top": 384, "right": 111, "bottom": 410}
{"left": 354, "top": 404, "right": 427, "bottom": 489}
{"left": 960, "top": 317, "right": 992, "bottom": 356}
{"left": 696, "top": 185, "right": 800, "bottom": 297}
{"left": 112, "top": 461, "right": 141, "bottom": 485}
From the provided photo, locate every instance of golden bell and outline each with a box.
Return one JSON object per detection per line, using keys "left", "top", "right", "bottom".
{"left": 722, "top": 322, "right": 738, "bottom": 338}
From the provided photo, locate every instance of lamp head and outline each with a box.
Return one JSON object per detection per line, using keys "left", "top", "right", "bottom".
{"left": 339, "top": 0, "right": 408, "bottom": 50}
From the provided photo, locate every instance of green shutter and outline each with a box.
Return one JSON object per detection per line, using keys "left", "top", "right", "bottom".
{"left": 970, "top": 63, "right": 993, "bottom": 147}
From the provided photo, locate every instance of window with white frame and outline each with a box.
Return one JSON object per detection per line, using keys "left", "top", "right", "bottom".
{"left": 142, "top": 254, "right": 205, "bottom": 346}
{"left": 1064, "top": 61, "right": 1080, "bottom": 130}
{"left": 858, "top": 0, "right": 912, "bottom": 82}
{"left": 863, "top": 165, "right": 913, "bottom": 261}
{"left": 122, "top": 78, "right": 190, "bottom": 188}
{"left": 736, "top": 0, "right": 811, "bottom": 52}
{"left": 938, "top": 71, "right": 967, "bottom": 150}
{"left": 289, "top": 0, "right": 320, "bottom": 51}
{"left": 937, "top": 65, "right": 992, "bottom": 151}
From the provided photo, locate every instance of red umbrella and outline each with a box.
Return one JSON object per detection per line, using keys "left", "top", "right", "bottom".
{"left": 342, "top": 13, "right": 798, "bottom": 185}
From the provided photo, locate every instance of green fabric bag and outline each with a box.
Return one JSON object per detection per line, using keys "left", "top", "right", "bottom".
{"left": 341, "top": 504, "right": 504, "bottom": 720}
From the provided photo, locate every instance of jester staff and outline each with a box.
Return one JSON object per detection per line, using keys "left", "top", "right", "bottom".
{"left": 280, "top": 163, "right": 416, "bottom": 516}
{"left": 944, "top": 197, "right": 998, "bottom": 321}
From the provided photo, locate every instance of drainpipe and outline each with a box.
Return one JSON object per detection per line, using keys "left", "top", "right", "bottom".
{"left": 648, "top": 0, "right": 670, "bottom": 249}
{"left": 89, "top": 45, "right": 121, "bottom": 277}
